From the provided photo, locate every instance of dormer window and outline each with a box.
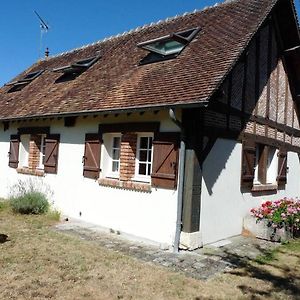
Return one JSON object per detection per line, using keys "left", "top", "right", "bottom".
{"left": 6, "top": 70, "right": 44, "bottom": 93}
{"left": 53, "top": 55, "right": 100, "bottom": 82}
{"left": 138, "top": 27, "right": 200, "bottom": 64}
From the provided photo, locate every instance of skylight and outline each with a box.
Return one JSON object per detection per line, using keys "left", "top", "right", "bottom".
{"left": 53, "top": 55, "right": 100, "bottom": 75}
{"left": 138, "top": 27, "right": 200, "bottom": 58}
{"left": 6, "top": 70, "right": 44, "bottom": 92}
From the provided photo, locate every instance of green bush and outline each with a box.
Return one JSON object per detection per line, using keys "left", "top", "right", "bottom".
{"left": 10, "top": 192, "right": 49, "bottom": 215}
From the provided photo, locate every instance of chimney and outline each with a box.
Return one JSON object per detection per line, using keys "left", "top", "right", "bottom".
{"left": 45, "top": 47, "right": 49, "bottom": 58}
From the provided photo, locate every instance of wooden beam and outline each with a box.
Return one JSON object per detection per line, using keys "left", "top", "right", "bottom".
{"left": 241, "top": 54, "right": 247, "bottom": 130}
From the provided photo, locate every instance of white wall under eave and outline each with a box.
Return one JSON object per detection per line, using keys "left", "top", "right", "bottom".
{"left": 0, "top": 110, "right": 180, "bottom": 246}
{"left": 200, "top": 138, "right": 300, "bottom": 246}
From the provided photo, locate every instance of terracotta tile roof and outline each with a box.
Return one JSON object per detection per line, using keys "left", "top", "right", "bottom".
{"left": 0, "top": 0, "right": 279, "bottom": 120}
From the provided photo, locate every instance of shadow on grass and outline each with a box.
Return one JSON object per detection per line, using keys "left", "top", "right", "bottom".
{"left": 205, "top": 243, "right": 300, "bottom": 298}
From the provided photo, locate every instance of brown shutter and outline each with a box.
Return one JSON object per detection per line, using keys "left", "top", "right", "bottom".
{"left": 44, "top": 134, "right": 60, "bottom": 174}
{"left": 151, "top": 132, "right": 180, "bottom": 189}
{"left": 8, "top": 135, "right": 20, "bottom": 168}
{"left": 277, "top": 149, "right": 287, "bottom": 185}
{"left": 83, "top": 133, "right": 101, "bottom": 179}
{"left": 241, "top": 140, "right": 256, "bottom": 188}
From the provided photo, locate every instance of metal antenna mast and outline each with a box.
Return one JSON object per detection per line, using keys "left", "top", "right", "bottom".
{"left": 34, "top": 11, "right": 50, "bottom": 58}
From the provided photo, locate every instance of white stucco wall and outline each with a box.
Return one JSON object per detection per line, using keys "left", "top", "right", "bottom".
{"left": 0, "top": 111, "right": 180, "bottom": 245}
{"left": 200, "top": 138, "right": 300, "bottom": 245}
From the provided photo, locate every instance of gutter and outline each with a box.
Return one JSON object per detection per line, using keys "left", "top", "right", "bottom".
{"left": 169, "top": 107, "right": 186, "bottom": 253}
{"left": 0, "top": 101, "right": 209, "bottom": 123}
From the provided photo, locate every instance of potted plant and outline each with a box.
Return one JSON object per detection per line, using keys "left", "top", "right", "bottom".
{"left": 250, "top": 198, "right": 300, "bottom": 242}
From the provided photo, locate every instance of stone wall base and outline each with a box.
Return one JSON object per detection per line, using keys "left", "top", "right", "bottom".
{"left": 180, "top": 231, "right": 202, "bottom": 250}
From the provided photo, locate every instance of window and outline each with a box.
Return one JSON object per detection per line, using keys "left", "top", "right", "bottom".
{"left": 8, "top": 132, "right": 60, "bottom": 175}
{"left": 254, "top": 145, "right": 278, "bottom": 185}
{"left": 19, "top": 135, "right": 30, "bottom": 168}
{"left": 6, "top": 70, "right": 44, "bottom": 92}
{"left": 111, "top": 136, "right": 121, "bottom": 175}
{"left": 53, "top": 55, "right": 100, "bottom": 82}
{"left": 101, "top": 133, "right": 121, "bottom": 179}
{"left": 241, "top": 140, "right": 288, "bottom": 191}
{"left": 18, "top": 134, "right": 46, "bottom": 170}
{"left": 86, "top": 122, "right": 179, "bottom": 190}
{"left": 135, "top": 135, "right": 153, "bottom": 182}
{"left": 138, "top": 27, "right": 200, "bottom": 64}
{"left": 35, "top": 134, "right": 46, "bottom": 169}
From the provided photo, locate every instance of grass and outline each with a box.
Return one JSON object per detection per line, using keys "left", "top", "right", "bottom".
{"left": 0, "top": 201, "right": 299, "bottom": 299}
{"left": 255, "top": 240, "right": 300, "bottom": 265}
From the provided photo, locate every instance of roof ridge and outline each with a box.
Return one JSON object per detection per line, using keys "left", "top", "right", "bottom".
{"left": 45, "top": 0, "right": 236, "bottom": 60}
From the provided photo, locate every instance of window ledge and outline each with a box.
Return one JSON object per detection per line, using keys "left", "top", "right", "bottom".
{"left": 251, "top": 184, "right": 278, "bottom": 192}
{"left": 98, "top": 178, "right": 151, "bottom": 193}
{"left": 17, "top": 167, "right": 45, "bottom": 177}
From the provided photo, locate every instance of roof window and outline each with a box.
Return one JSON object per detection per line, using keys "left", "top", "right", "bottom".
{"left": 53, "top": 55, "right": 100, "bottom": 82}
{"left": 6, "top": 70, "right": 44, "bottom": 93}
{"left": 138, "top": 27, "right": 200, "bottom": 64}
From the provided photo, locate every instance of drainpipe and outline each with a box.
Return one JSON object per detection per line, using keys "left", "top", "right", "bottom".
{"left": 169, "top": 108, "right": 185, "bottom": 253}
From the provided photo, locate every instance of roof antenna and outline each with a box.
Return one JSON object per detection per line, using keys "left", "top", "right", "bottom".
{"left": 34, "top": 11, "right": 50, "bottom": 59}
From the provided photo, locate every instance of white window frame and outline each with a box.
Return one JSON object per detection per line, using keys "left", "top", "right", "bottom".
{"left": 134, "top": 133, "right": 153, "bottom": 183}
{"left": 19, "top": 134, "right": 30, "bottom": 168}
{"left": 37, "top": 134, "right": 46, "bottom": 170}
{"left": 101, "top": 133, "right": 121, "bottom": 179}
{"left": 254, "top": 145, "right": 278, "bottom": 185}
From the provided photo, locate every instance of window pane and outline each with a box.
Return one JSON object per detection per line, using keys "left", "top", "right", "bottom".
{"left": 138, "top": 163, "right": 147, "bottom": 175}
{"left": 112, "top": 149, "right": 120, "bottom": 160}
{"left": 140, "top": 137, "right": 149, "bottom": 149}
{"left": 112, "top": 161, "right": 119, "bottom": 172}
{"left": 147, "top": 164, "right": 151, "bottom": 176}
{"left": 139, "top": 150, "right": 147, "bottom": 162}
{"left": 148, "top": 40, "right": 184, "bottom": 56}
{"left": 148, "top": 150, "right": 152, "bottom": 162}
{"left": 113, "top": 137, "right": 120, "bottom": 148}
{"left": 148, "top": 137, "right": 153, "bottom": 148}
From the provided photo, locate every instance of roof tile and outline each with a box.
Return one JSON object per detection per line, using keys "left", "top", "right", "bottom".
{"left": 0, "top": 0, "right": 278, "bottom": 120}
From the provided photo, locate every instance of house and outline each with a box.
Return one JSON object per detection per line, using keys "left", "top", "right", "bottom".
{"left": 0, "top": 0, "right": 299, "bottom": 250}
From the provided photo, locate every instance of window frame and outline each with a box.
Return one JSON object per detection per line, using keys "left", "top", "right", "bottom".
{"left": 101, "top": 133, "right": 122, "bottom": 179}
{"left": 19, "top": 134, "right": 30, "bottom": 168}
{"left": 37, "top": 134, "right": 47, "bottom": 170}
{"left": 6, "top": 70, "right": 44, "bottom": 92}
{"left": 137, "top": 28, "right": 201, "bottom": 65}
{"left": 134, "top": 133, "right": 154, "bottom": 183}
{"left": 253, "top": 144, "right": 278, "bottom": 186}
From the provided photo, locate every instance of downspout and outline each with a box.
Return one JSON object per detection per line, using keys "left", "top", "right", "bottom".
{"left": 169, "top": 108, "right": 185, "bottom": 253}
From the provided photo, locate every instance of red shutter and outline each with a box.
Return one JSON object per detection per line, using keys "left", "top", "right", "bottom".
{"left": 83, "top": 133, "right": 101, "bottom": 179}
{"left": 151, "top": 132, "right": 180, "bottom": 189}
{"left": 44, "top": 134, "right": 60, "bottom": 174}
{"left": 8, "top": 135, "right": 20, "bottom": 168}
{"left": 241, "top": 140, "right": 256, "bottom": 188}
{"left": 277, "top": 149, "right": 287, "bottom": 185}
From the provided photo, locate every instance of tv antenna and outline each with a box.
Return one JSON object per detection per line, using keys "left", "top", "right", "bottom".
{"left": 34, "top": 11, "right": 50, "bottom": 58}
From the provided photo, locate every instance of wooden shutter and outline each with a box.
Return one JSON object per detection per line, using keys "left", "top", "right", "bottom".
{"left": 151, "top": 132, "right": 180, "bottom": 189}
{"left": 8, "top": 135, "right": 20, "bottom": 168}
{"left": 44, "top": 134, "right": 60, "bottom": 174}
{"left": 241, "top": 140, "right": 256, "bottom": 188}
{"left": 83, "top": 133, "right": 101, "bottom": 179}
{"left": 277, "top": 149, "right": 287, "bottom": 185}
